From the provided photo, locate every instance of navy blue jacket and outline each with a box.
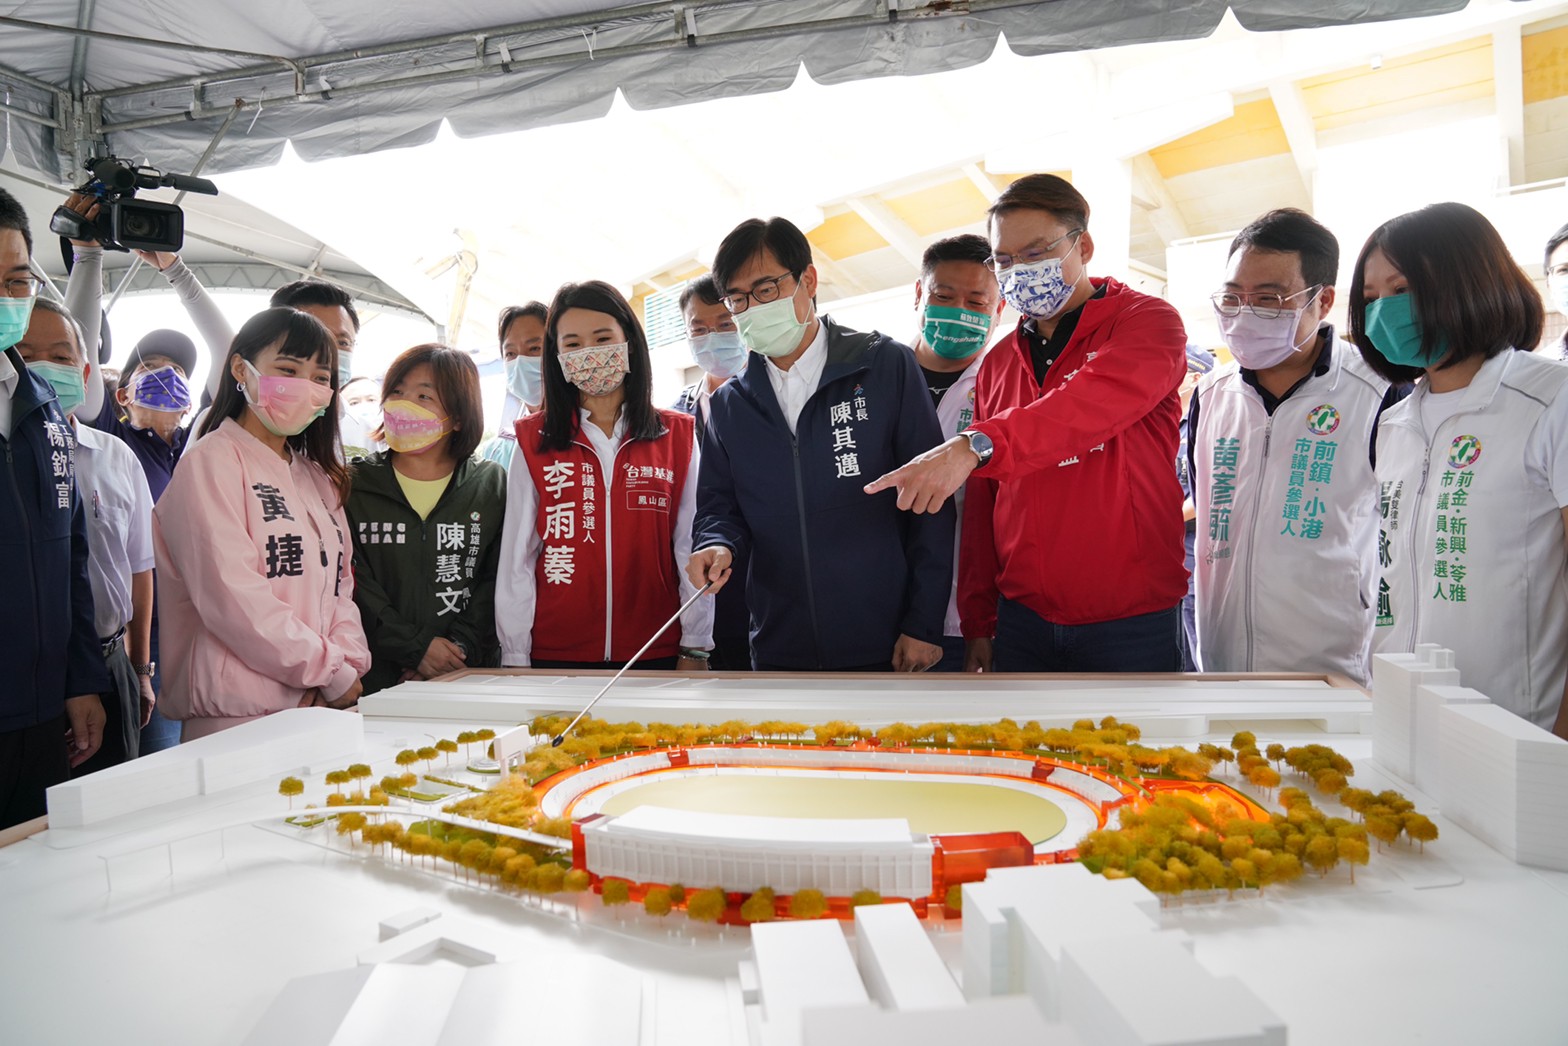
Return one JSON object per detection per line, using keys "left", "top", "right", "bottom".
{"left": 0, "top": 347, "right": 110, "bottom": 732}
{"left": 694, "top": 318, "right": 954, "bottom": 669}
{"left": 674, "top": 382, "right": 752, "bottom": 646}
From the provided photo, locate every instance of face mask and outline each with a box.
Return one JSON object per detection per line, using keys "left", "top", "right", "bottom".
{"left": 922, "top": 304, "right": 993, "bottom": 360}
{"left": 999, "top": 247, "right": 1080, "bottom": 320}
{"left": 1364, "top": 294, "right": 1444, "bottom": 369}
{"left": 558, "top": 342, "right": 630, "bottom": 397}
{"left": 506, "top": 353, "right": 544, "bottom": 406}
{"left": 30, "top": 360, "right": 86, "bottom": 416}
{"left": 240, "top": 359, "right": 335, "bottom": 437}
{"left": 346, "top": 398, "right": 382, "bottom": 429}
{"left": 381, "top": 399, "right": 451, "bottom": 455}
{"left": 0, "top": 296, "right": 36, "bottom": 351}
{"left": 689, "top": 330, "right": 748, "bottom": 379}
{"left": 131, "top": 366, "right": 191, "bottom": 412}
{"left": 337, "top": 351, "right": 354, "bottom": 387}
{"left": 1214, "top": 295, "right": 1320, "bottom": 371}
{"left": 736, "top": 295, "right": 809, "bottom": 359}
{"left": 1549, "top": 277, "right": 1568, "bottom": 319}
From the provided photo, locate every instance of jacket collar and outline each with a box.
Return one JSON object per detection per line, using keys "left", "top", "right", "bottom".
{"left": 5, "top": 345, "right": 57, "bottom": 425}
{"left": 733, "top": 315, "right": 879, "bottom": 420}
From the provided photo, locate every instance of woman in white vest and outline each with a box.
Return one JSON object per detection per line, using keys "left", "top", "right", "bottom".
{"left": 1191, "top": 209, "right": 1398, "bottom": 684}
{"left": 1350, "top": 202, "right": 1568, "bottom": 739}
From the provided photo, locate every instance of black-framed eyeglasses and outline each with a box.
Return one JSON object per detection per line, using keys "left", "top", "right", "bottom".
{"left": 986, "top": 229, "right": 1083, "bottom": 273}
{"left": 2, "top": 275, "right": 42, "bottom": 299}
{"left": 722, "top": 271, "right": 797, "bottom": 314}
{"left": 1211, "top": 284, "right": 1323, "bottom": 320}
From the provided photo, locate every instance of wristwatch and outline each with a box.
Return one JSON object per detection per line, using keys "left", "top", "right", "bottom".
{"left": 960, "top": 429, "right": 994, "bottom": 466}
{"left": 679, "top": 648, "right": 712, "bottom": 661}
{"left": 133, "top": 661, "right": 156, "bottom": 678}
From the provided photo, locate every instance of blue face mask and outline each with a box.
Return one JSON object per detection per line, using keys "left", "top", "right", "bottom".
{"left": 1364, "top": 294, "right": 1444, "bottom": 369}
{"left": 688, "top": 330, "right": 748, "bottom": 380}
{"left": 0, "top": 296, "right": 35, "bottom": 351}
{"left": 338, "top": 350, "right": 354, "bottom": 386}
{"left": 506, "top": 354, "right": 544, "bottom": 407}
{"left": 29, "top": 360, "right": 86, "bottom": 416}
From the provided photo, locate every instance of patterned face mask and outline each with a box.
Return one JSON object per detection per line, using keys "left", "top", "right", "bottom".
{"left": 998, "top": 240, "right": 1082, "bottom": 320}
{"left": 131, "top": 366, "right": 192, "bottom": 412}
{"left": 381, "top": 398, "right": 451, "bottom": 455}
{"left": 558, "top": 342, "right": 630, "bottom": 397}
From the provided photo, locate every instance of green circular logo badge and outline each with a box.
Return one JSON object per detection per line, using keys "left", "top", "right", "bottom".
{"left": 1447, "top": 434, "right": 1482, "bottom": 469}
{"left": 1306, "top": 404, "right": 1340, "bottom": 435}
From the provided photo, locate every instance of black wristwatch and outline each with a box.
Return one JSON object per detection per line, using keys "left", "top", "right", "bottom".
{"left": 960, "top": 429, "right": 994, "bottom": 466}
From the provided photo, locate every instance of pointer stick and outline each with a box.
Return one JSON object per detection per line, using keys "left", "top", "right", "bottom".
{"left": 551, "top": 580, "right": 714, "bottom": 747}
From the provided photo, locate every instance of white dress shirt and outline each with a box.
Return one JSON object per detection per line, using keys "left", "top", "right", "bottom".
{"left": 0, "top": 348, "right": 19, "bottom": 440}
{"left": 764, "top": 320, "right": 828, "bottom": 434}
{"left": 74, "top": 423, "right": 156, "bottom": 637}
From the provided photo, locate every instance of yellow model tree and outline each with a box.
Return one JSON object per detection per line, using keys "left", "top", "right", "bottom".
{"left": 417, "top": 746, "right": 439, "bottom": 773}
{"left": 850, "top": 889, "right": 882, "bottom": 908}
{"left": 739, "top": 888, "right": 776, "bottom": 923}
{"left": 788, "top": 889, "right": 827, "bottom": 919}
{"left": 600, "top": 877, "right": 632, "bottom": 905}
{"left": 436, "top": 738, "right": 459, "bottom": 766}
{"left": 643, "top": 885, "right": 673, "bottom": 916}
{"left": 278, "top": 776, "right": 304, "bottom": 808}
{"left": 686, "top": 887, "right": 726, "bottom": 923}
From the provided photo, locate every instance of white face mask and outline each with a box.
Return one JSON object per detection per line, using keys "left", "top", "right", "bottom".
{"left": 1213, "top": 297, "right": 1320, "bottom": 371}
{"left": 1550, "top": 276, "right": 1568, "bottom": 319}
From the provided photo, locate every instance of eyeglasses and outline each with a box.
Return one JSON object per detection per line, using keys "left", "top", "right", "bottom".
{"left": 1211, "top": 285, "right": 1323, "bottom": 320}
{"left": 722, "top": 271, "right": 798, "bottom": 314}
{"left": 986, "top": 230, "right": 1083, "bottom": 273}
{"left": 3, "top": 276, "right": 42, "bottom": 299}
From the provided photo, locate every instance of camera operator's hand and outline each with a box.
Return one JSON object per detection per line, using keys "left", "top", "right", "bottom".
{"left": 133, "top": 249, "right": 178, "bottom": 272}
{"left": 62, "top": 192, "right": 101, "bottom": 248}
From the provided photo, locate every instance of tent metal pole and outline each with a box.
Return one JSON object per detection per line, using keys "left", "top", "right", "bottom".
{"left": 0, "top": 102, "right": 59, "bottom": 128}
{"left": 104, "top": 102, "right": 241, "bottom": 314}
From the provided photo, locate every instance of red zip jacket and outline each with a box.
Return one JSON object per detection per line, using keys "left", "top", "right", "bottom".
{"left": 517, "top": 410, "right": 695, "bottom": 663}
{"left": 959, "top": 277, "right": 1189, "bottom": 633}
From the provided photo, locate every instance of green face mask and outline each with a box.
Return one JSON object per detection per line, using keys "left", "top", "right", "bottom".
{"left": 922, "top": 303, "right": 993, "bottom": 360}
{"left": 29, "top": 360, "right": 86, "bottom": 416}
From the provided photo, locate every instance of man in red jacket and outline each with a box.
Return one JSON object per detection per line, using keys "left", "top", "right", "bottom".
{"left": 866, "top": 174, "right": 1189, "bottom": 672}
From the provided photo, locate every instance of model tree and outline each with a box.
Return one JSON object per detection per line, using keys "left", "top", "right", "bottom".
{"left": 278, "top": 776, "right": 304, "bottom": 808}
{"left": 788, "top": 889, "right": 827, "bottom": 920}
{"left": 1337, "top": 836, "right": 1371, "bottom": 882}
{"left": 563, "top": 868, "right": 592, "bottom": 893}
{"left": 1303, "top": 833, "right": 1340, "bottom": 877}
{"left": 643, "top": 885, "right": 673, "bottom": 916}
{"left": 436, "top": 738, "right": 459, "bottom": 766}
{"left": 417, "top": 746, "right": 439, "bottom": 773}
{"left": 686, "top": 887, "right": 727, "bottom": 923}
{"left": 455, "top": 730, "right": 478, "bottom": 760}
{"left": 667, "top": 883, "right": 687, "bottom": 904}
{"left": 347, "top": 763, "right": 372, "bottom": 787}
{"left": 600, "top": 877, "right": 632, "bottom": 905}
{"left": 395, "top": 749, "right": 419, "bottom": 774}
{"left": 739, "top": 888, "right": 776, "bottom": 924}
{"left": 850, "top": 889, "right": 882, "bottom": 908}
{"left": 1402, "top": 813, "right": 1439, "bottom": 852}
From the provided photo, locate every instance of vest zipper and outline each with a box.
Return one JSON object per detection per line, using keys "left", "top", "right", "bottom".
{"left": 1242, "top": 416, "right": 1275, "bottom": 671}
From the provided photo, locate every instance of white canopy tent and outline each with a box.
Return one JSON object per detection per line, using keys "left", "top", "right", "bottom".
{"left": 0, "top": 1, "right": 1480, "bottom": 179}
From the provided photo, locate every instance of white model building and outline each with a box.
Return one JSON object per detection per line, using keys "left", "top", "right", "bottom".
{"left": 744, "top": 863, "right": 1285, "bottom": 1046}
{"left": 1370, "top": 646, "right": 1568, "bottom": 872}
{"left": 581, "top": 807, "right": 934, "bottom": 898}
{"left": 46, "top": 707, "right": 364, "bottom": 828}
{"left": 1437, "top": 701, "right": 1568, "bottom": 871}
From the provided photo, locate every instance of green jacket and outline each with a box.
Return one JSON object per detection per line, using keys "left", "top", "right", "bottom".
{"left": 346, "top": 453, "right": 507, "bottom": 694}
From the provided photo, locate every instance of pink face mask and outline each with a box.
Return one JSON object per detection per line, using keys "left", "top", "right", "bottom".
{"left": 381, "top": 398, "right": 451, "bottom": 455}
{"left": 242, "top": 359, "right": 335, "bottom": 437}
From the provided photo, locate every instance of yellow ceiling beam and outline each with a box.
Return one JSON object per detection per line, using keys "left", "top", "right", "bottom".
{"left": 1148, "top": 99, "right": 1289, "bottom": 181}
{"left": 1523, "top": 25, "right": 1568, "bottom": 104}
{"left": 1300, "top": 37, "right": 1494, "bottom": 133}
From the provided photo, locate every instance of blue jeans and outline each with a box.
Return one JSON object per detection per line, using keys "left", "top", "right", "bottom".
{"left": 994, "top": 598, "right": 1182, "bottom": 673}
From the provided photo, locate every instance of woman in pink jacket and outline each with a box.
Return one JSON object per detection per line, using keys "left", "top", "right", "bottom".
{"left": 153, "top": 307, "right": 370, "bottom": 739}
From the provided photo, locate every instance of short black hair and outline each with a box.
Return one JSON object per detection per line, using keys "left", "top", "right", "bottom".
{"left": 270, "top": 279, "right": 360, "bottom": 331}
{"left": 920, "top": 234, "right": 991, "bottom": 281}
{"left": 29, "top": 298, "right": 86, "bottom": 363}
{"left": 679, "top": 274, "right": 722, "bottom": 312}
{"left": 0, "top": 186, "right": 33, "bottom": 254}
{"left": 988, "top": 174, "right": 1089, "bottom": 234}
{"left": 1349, "top": 202, "right": 1542, "bottom": 383}
{"left": 497, "top": 301, "right": 548, "bottom": 344}
{"left": 1546, "top": 221, "right": 1568, "bottom": 271}
{"left": 712, "top": 217, "right": 813, "bottom": 295}
{"left": 1229, "top": 208, "right": 1340, "bottom": 289}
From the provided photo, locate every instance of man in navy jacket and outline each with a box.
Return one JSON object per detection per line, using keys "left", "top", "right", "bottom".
{"left": 688, "top": 217, "right": 953, "bottom": 671}
{"left": 0, "top": 188, "right": 108, "bottom": 829}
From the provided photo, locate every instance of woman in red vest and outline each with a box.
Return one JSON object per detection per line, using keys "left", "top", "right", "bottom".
{"left": 496, "top": 281, "right": 713, "bottom": 670}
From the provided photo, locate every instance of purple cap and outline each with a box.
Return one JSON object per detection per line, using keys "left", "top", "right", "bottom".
{"left": 1185, "top": 344, "right": 1216, "bottom": 374}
